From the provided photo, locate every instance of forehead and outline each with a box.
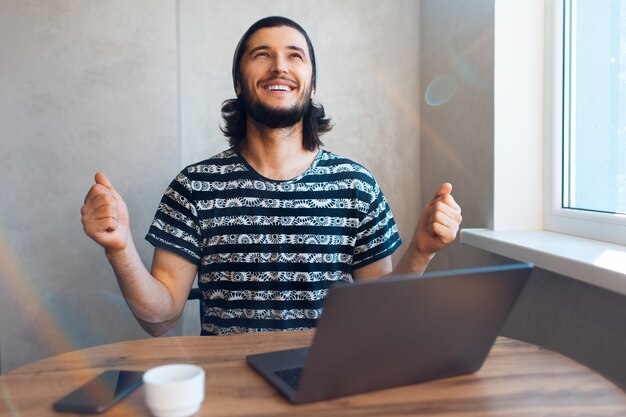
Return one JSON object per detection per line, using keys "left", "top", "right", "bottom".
{"left": 244, "top": 26, "right": 310, "bottom": 56}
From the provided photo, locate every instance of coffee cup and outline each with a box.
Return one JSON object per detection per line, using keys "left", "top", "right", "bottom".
{"left": 143, "top": 364, "right": 205, "bottom": 417}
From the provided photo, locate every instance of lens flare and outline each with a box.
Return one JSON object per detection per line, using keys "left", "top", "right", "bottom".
{"left": 425, "top": 74, "right": 458, "bottom": 106}
{"left": 363, "top": 56, "right": 475, "bottom": 180}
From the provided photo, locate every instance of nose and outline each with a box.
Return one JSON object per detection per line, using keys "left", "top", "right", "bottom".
{"left": 271, "top": 54, "right": 288, "bottom": 74}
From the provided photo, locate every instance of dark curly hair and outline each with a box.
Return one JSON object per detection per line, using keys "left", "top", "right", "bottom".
{"left": 221, "top": 16, "right": 332, "bottom": 152}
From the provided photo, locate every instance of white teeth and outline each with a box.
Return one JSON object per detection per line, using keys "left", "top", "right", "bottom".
{"left": 267, "top": 85, "right": 291, "bottom": 91}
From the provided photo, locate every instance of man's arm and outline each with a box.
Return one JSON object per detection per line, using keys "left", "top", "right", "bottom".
{"left": 107, "top": 243, "right": 197, "bottom": 336}
{"left": 81, "top": 172, "right": 197, "bottom": 336}
{"left": 352, "top": 183, "right": 462, "bottom": 281}
{"left": 352, "top": 256, "right": 393, "bottom": 281}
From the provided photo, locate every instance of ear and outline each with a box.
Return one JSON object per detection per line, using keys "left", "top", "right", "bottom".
{"left": 235, "top": 80, "right": 241, "bottom": 96}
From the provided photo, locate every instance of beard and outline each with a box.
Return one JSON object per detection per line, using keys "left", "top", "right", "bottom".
{"left": 240, "top": 83, "right": 311, "bottom": 129}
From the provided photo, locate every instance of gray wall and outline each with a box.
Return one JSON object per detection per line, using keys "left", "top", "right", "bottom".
{"left": 1, "top": 0, "right": 180, "bottom": 373}
{"left": 0, "top": 0, "right": 420, "bottom": 373}
{"left": 420, "top": 0, "right": 626, "bottom": 390}
{"left": 419, "top": 0, "right": 495, "bottom": 273}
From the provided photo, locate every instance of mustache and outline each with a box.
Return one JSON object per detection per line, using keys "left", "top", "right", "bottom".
{"left": 259, "top": 75, "right": 298, "bottom": 86}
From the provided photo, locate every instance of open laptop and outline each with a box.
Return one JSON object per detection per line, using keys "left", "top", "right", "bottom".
{"left": 247, "top": 263, "right": 533, "bottom": 403}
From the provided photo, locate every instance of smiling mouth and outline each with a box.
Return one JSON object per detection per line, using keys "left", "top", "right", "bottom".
{"left": 265, "top": 84, "right": 292, "bottom": 92}
{"left": 260, "top": 76, "right": 297, "bottom": 93}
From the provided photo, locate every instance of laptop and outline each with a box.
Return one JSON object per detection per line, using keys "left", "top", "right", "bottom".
{"left": 246, "top": 263, "right": 533, "bottom": 404}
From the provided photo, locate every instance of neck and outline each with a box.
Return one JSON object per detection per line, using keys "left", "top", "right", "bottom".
{"left": 240, "top": 118, "right": 318, "bottom": 180}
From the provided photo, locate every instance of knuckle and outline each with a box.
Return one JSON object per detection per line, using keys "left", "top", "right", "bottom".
{"left": 433, "top": 211, "right": 445, "bottom": 223}
{"left": 99, "top": 193, "right": 113, "bottom": 205}
{"left": 102, "top": 206, "right": 114, "bottom": 217}
{"left": 434, "top": 201, "right": 446, "bottom": 211}
{"left": 83, "top": 223, "right": 94, "bottom": 236}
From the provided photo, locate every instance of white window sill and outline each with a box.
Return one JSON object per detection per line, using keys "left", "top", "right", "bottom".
{"left": 460, "top": 228, "right": 626, "bottom": 296}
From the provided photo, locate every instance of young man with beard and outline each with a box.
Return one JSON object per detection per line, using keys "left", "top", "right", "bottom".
{"left": 81, "top": 17, "right": 462, "bottom": 336}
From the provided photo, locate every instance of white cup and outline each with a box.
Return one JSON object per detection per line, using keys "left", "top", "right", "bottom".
{"left": 143, "top": 364, "right": 205, "bottom": 417}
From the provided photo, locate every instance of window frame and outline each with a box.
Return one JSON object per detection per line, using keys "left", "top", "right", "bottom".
{"left": 543, "top": 0, "right": 626, "bottom": 246}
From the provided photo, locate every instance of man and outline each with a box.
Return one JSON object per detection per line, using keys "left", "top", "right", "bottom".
{"left": 81, "top": 16, "right": 462, "bottom": 337}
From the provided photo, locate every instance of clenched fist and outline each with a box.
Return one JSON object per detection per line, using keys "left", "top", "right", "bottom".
{"left": 413, "top": 183, "right": 462, "bottom": 256}
{"left": 81, "top": 172, "right": 130, "bottom": 252}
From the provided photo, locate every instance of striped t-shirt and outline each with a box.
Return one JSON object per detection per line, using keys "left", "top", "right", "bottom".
{"left": 146, "top": 149, "right": 402, "bottom": 335}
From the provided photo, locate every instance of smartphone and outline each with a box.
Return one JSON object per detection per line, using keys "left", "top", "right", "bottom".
{"left": 52, "top": 370, "right": 144, "bottom": 413}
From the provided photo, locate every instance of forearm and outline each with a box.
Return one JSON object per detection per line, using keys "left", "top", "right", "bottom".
{"left": 390, "top": 240, "right": 435, "bottom": 276}
{"left": 105, "top": 235, "right": 180, "bottom": 335}
{"left": 388, "top": 181, "right": 461, "bottom": 278}
{"left": 355, "top": 242, "right": 435, "bottom": 282}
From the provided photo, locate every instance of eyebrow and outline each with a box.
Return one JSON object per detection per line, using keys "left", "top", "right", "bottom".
{"left": 248, "top": 45, "right": 307, "bottom": 58}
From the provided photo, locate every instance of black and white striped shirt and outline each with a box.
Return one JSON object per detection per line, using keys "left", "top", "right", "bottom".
{"left": 146, "top": 149, "right": 401, "bottom": 335}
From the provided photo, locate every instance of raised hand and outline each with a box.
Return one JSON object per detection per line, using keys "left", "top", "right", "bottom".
{"left": 81, "top": 172, "right": 130, "bottom": 252}
{"left": 413, "top": 183, "right": 462, "bottom": 257}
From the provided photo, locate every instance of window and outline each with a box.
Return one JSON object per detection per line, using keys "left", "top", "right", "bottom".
{"left": 464, "top": 0, "right": 626, "bottom": 294}
{"left": 545, "top": 0, "right": 626, "bottom": 245}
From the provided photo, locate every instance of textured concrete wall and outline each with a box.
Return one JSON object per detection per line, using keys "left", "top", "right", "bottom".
{"left": 0, "top": 0, "right": 179, "bottom": 373}
{"left": 0, "top": 0, "right": 420, "bottom": 372}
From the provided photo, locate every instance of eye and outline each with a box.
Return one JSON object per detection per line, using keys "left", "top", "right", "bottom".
{"left": 290, "top": 53, "right": 304, "bottom": 60}
{"left": 253, "top": 52, "right": 270, "bottom": 58}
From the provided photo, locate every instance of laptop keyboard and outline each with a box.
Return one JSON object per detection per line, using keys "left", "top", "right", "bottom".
{"left": 274, "top": 367, "right": 303, "bottom": 391}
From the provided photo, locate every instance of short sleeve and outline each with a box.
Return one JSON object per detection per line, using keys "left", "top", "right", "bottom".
{"left": 145, "top": 171, "right": 202, "bottom": 265}
{"left": 352, "top": 182, "right": 402, "bottom": 268}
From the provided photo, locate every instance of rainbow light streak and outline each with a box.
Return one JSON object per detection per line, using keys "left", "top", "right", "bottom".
{"left": 0, "top": 229, "right": 193, "bottom": 416}
{"left": 0, "top": 231, "right": 75, "bottom": 358}
{"left": 0, "top": 231, "right": 112, "bottom": 415}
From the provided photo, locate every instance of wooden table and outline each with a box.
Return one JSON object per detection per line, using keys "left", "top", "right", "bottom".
{"left": 1, "top": 331, "right": 624, "bottom": 416}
